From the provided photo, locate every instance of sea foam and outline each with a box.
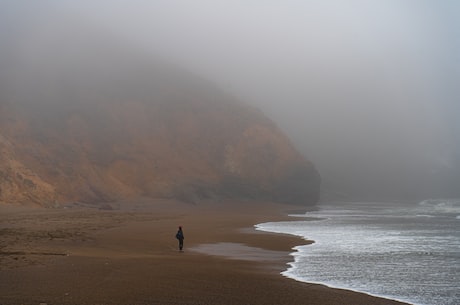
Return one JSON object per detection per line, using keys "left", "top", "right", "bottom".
{"left": 256, "top": 201, "right": 460, "bottom": 305}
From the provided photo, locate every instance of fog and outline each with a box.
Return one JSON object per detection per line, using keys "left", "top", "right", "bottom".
{"left": 1, "top": 1, "right": 459, "bottom": 200}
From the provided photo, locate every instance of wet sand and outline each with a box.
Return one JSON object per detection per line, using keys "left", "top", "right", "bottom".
{"left": 0, "top": 199, "right": 410, "bottom": 305}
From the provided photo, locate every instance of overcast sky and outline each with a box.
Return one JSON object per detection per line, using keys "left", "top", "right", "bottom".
{"left": 2, "top": 0, "right": 459, "bottom": 199}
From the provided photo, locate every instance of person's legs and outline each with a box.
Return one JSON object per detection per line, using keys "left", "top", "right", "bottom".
{"left": 179, "top": 239, "right": 183, "bottom": 251}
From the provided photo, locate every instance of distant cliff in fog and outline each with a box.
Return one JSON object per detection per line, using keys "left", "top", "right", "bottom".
{"left": 0, "top": 49, "right": 320, "bottom": 207}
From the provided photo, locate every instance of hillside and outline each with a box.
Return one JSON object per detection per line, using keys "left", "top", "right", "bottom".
{"left": 0, "top": 23, "right": 320, "bottom": 207}
{"left": 0, "top": 75, "right": 320, "bottom": 207}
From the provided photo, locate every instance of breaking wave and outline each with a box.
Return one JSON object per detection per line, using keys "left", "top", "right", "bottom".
{"left": 417, "top": 198, "right": 460, "bottom": 218}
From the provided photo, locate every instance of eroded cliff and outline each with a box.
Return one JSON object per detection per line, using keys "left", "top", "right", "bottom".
{"left": 0, "top": 92, "right": 320, "bottom": 206}
{"left": 0, "top": 31, "right": 320, "bottom": 207}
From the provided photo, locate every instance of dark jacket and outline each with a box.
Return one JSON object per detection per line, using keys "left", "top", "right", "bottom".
{"left": 176, "top": 230, "right": 184, "bottom": 240}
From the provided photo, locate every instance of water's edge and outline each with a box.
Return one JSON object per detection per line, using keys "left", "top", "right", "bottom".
{"left": 255, "top": 220, "right": 415, "bottom": 305}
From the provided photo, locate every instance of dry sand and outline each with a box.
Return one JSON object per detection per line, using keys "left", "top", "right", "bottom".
{"left": 0, "top": 199, "right": 410, "bottom": 305}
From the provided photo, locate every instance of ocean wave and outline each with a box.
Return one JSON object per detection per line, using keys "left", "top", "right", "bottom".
{"left": 417, "top": 198, "right": 460, "bottom": 215}
{"left": 416, "top": 214, "right": 436, "bottom": 218}
{"left": 259, "top": 201, "right": 460, "bottom": 305}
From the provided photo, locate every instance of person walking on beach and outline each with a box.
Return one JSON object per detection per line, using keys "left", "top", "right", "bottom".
{"left": 175, "top": 226, "right": 184, "bottom": 251}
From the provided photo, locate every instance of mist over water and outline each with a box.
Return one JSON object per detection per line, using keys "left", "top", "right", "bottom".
{"left": 1, "top": 0, "right": 459, "bottom": 200}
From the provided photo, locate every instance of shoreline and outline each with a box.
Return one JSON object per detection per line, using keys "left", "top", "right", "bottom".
{"left": 254, "top": 220, "right": 416, "bottom": 305}
{"left": 0, "top": 200, "right": 411, "bottom": 305}
{"left": 255, "top": 207, "right": 418, "bottom": 305}
{"left": 281, "top": 247, "right": 415, "bottom": 305}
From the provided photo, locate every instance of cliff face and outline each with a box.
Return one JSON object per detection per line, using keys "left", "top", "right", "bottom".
{"left": 0, "top": 93, "right": 320, "bottom": 207}
{"left": 0, "top": 33, "right": 320, "bottom": 206}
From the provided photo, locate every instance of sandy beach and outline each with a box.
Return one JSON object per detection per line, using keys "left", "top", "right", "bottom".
{"left": 0, "top": 200, "right": 410, "bottom": 305}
